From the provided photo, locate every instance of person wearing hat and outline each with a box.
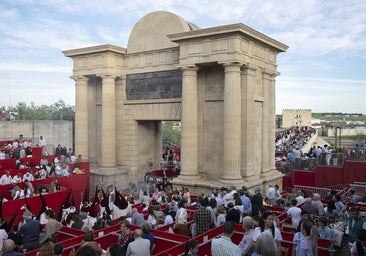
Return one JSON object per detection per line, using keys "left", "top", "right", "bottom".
{"left": 17, "top": 210, "right": 41, "bottom": 251}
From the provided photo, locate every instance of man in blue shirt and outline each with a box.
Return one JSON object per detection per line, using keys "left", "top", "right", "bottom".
{"left": 17, "top": 210, "right": 41, "bottom": 251}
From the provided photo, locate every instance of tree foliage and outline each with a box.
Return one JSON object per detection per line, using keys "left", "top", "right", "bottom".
{"left": 4, "top": 99, "right": 75, "bottom": 121}
{"left": 162, "top": 121, "right": 181, "bottom": 147}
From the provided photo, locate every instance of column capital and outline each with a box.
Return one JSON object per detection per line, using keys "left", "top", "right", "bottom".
{"left": 262, "top": 68, "right": 280, "bottom": 77}
{"left": 243, "top": 63, "right": 258, "bottom": 71}
{"left": 178, "top": 65, "right": 199, "bottom": 72}
{"left": 70, "top": 75, "right": 88, "bottom": 82}
{"left": 98, "top": 74, "right": 117, "bottom": 80}
{"left": 221, "top": 61, "right": 243, "bottom": 67}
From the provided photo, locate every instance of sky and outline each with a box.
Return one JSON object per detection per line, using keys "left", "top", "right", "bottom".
{"left": 0, "top": 0, "right": 365, "bottom": 114}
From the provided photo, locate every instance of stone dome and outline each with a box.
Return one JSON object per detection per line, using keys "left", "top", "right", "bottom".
{"left": 127, "top": 11, "right": 199, "bottom": 53}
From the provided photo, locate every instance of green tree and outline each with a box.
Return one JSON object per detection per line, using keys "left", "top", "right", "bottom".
{"left": 7, "top": 100, "right": 75, "bottom": 121}
{"left": 162, "top": 121, "right": 181, "bottom": 147}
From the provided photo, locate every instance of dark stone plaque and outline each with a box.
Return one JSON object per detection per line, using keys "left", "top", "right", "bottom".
{"left": 126, "top": 70, "right": 182, "bottom": 100}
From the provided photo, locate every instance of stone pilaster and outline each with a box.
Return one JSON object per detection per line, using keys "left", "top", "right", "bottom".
{"left": 100, "top": 75, "right": 116, "bottom": 167}
{"left": 179, "top": 66, "right": 200, "bottom": 179}
{"left": 72, "top": 76, "right": 89, "bottom": 160}
{"left": 221, "top": 63, "right": 243, "bottom": 183}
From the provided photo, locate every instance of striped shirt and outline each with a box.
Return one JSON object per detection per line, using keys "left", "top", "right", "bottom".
{"left": 211, "top": 235, "right": 241, "bottom": 256}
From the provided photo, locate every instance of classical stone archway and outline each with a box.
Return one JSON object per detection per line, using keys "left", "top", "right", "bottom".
{"left": 63, "top": 11, "right": 288, "bottom": 193}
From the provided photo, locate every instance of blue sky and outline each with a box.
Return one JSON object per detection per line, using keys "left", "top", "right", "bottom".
{"left": 0, "top": 0, "right": 365, "bottom": 114}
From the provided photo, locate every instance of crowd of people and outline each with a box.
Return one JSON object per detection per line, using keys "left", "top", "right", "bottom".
{"left": 22, "top": 182, "right": 359, "bottom": 256}
{"left": 0, "top": 180, "right": 364, "bottom": 255}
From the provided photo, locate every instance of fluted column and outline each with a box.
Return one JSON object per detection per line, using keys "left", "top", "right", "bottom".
{"left": 100, "top": 75, "right": 116, "bottom": 167}
{"left": 72, "top": 76, "right": 89, "bottom": 160}
{"left": 180, "top": 66, "right": 200, "bottom": 178}
{"left": 221, "top": 63, "right": 243, "bottom": 182}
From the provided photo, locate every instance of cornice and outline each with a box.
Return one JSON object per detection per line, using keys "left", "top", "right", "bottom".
{"left": 63, "top": 44, "right": 126, "bottom": 57}
{"left": 168, "top": 23, "right": 289, "bottom": 52}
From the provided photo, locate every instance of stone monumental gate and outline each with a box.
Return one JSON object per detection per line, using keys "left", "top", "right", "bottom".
{"left": 64, "top": 11, "right": 288, "bottom": 193}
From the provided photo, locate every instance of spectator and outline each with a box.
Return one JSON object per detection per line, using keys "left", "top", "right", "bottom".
{"left": 23, "top": 180, "right": 34, "bottom": 197}
{"left": 114, "top": 219, "right": 133, "bottom": 250}
{"left": 130, "top": 208, "right": 145, "bottom": 227}
{"left": 226, "top": 202, "right": 241, "bottom": 224}
{"left": 17, "top": 210, "right": 41, "bottom": 251}
{"left": 54, "top": 243, "right": 63, "bottom": 256}
{"left": 317, "top": 216, "right": 334, "bottom": 240}
{"left": 39, "top": 209, "right": 63, "bottom": 244}
{"left": 76, "top": 245, "right": 97, "bottom": 256}
{"left": 211, "top": 221, "right": 241, "bottom": 256}
{"left": 146, "top": 207, "right": 157, "bottom": 228}
{"left": 215, "top": 205, "right": 226, "bottom": 227}
{"left": 266, "top": 184, "right": 276, "bottom": 206}
{"left": 2, "top": 239, "right": 23, "bottom": 256}
{"left": 12, "top": 173, "right": 22, "bottom": 184}
{"left": 105, "top": 243, "right": 124, "bottom": 256}
{"left": 287, "top": 199, "right": 302, "bottom": 228}
{"left": 7, "top": 223, "right": 22, "bottom": 251}
{"left": 0, "top": 170, "right": 12, "bottom": 185}
{"left": 251, "top": 187, "right": 263, "bottom": 216}
{"left": 77, "top": 231, "right": 103, "bottom": 255}
{"left": 301, "top": 197, "right": 318, "bottom": 216}
{"left": 238, "top": 216, "right": 255, "bottom": 256}
{"left": 38, "top": 136, "right": 47, "bottom": 148}
{"left": 311, "top": 193, "right": 324, "bottom": 216}
{"left": 38, "top": 239, "right": 54, "bottom": 256}
{"left": 297, "top": 220, "right": 317, "bottom": 256}
{"left": 252, "top": 211, "right": 282, "bottom": 250}
{"left": 184, "top": 239, "right": 199, "bottom": 256}
{"left": 239, "top": 189, "right": 252, "bottom": 215}
{"left": 193, "top": 196, "right": 211, "bottom": 236}
{"left": 324, "top": 199, "right": 339, "bottom": 224}
{"left": 126, "top": 229, "right": 151, "bottom": 256}
{"left": 141, "top": 223, "right": 156, "bottom": 254}
{"left": 175, "top": 199, "right": 189, "bottom": 236}
{"left": 347, "top": 206, "right": 366, "bottom": 244}
{"left": 252, "top": 231, "right": 278, "bottom": 256}
{"left": 206, "top": 198, "right": 217, "bottom": 228}
{"left": 0, "top": 217, "right": 8, "bottom": 255}
{"left": 350, "top": 229, "right": 366, "bottom": 256}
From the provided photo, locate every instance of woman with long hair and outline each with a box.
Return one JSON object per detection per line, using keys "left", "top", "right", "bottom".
{"left": 252, "top": 211, "right": 282, "bottom": 251}
{"left": 324, "top": 199, "right": 339, "bottom": 224}
{"left": 297, "top": 220, "right": 317, "bottom": 256}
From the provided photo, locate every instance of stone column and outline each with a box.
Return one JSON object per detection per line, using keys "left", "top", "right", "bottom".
{"left": 221, "top": 63, "right": 243, "bottom": 182}
{"left": 180, "top": 66, "right": 200, "bottom": 178}
{"left": 240, "top": 64, "right": 258, "bottom": 181}
{"left": 262, "top": 69, "right": 270, "bottom": 172}
{"left": 267, "top": 70, "right": 278, "bottom": 170}
{"left": 100, "top": 75, "right": 116, "bottom": 167}
{"left": 115, "top": 76, "right": 125, "bottom": 167}
{"left": 72, "top": 76, "right": 89, "bottom": 160}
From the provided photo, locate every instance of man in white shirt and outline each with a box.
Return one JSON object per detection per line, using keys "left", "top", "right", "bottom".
{"left": 0, "top": 171, "right": 13, "bottom": 185}
{"left": 38, "top": 136, "right": 46, "bottom": 147}
{"left": 287, "top": 199, "right": 302, "bottom": 228}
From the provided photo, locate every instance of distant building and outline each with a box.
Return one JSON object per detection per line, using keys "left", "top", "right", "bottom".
{"left": 282, "top": 109, "right": 312, "bottom": 128}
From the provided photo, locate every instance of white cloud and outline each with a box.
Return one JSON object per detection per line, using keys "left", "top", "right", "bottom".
{"left": 0, "top": 0, "right": 365, "bottom": 115}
